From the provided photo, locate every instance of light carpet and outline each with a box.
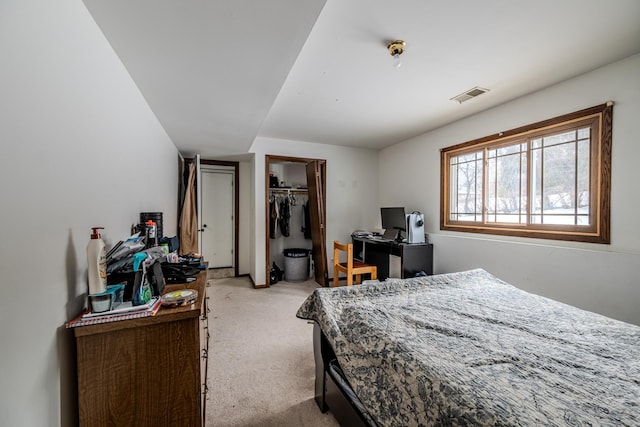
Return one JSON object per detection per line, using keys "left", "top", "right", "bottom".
{"left": 205, "top": 276, "right": 340, "bottom": 427}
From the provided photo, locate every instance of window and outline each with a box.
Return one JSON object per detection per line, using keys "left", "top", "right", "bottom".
{"left": 441, "top": 103, "right": 612, "bottom": 243}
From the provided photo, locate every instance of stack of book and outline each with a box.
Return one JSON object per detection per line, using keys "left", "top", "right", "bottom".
{"left": 66, "top": 297, "right": 162, "bottom": 328}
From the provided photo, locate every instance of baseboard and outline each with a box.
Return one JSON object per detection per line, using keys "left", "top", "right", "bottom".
{"left": 242, "top": 274, "right": 264, "bottom": 288}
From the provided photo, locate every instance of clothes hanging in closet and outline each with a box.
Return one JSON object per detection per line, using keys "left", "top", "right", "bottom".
{"left": 270, "top": 192, "right": 306, "bottom": 239}
{"left": 301, "top": 200, "right": 311, "bottom": 239}
{"left": 269, "top": 197, "right": 279, "bottom": 239}
{"left": 279, "top": 196, "right": 290, "bottom": 237}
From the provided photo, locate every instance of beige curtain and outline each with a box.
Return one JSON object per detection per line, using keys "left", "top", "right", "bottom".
{"left": 179, "top": 162, "right": 198, "bottom": 255}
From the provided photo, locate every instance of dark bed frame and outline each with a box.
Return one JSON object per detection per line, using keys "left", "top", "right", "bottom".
{"left": 313, "top": 323, "right": 378, "bottom": 427}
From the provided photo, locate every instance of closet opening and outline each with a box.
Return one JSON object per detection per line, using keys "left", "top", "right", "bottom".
{"left": 265, "top": 155, "right": 327, "bottom": 287}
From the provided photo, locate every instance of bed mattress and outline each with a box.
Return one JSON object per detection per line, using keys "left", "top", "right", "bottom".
{"left": 297, "top": 269, "right": 640, "bottom": 426}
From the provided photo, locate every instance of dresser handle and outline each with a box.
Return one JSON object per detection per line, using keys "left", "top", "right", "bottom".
{"left": 201, "top": 349, "right": 208, "bottom": 359}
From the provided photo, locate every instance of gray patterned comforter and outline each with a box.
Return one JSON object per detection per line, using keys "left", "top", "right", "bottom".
{"left": 296, "top": 269, "right": 640, "bottom": 426}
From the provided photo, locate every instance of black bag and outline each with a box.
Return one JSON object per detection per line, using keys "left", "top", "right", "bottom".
{"left": 147, "top": 260, "right": 166, "bottom": 295}
{"left": 270, "top": 262, "right": 283, "bottom": 284}
{"left": 161, "top": 263, "right": 201, "bottom": 283}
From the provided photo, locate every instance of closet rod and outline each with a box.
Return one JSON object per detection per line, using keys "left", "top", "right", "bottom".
{"left": 268, "top": 188, "right": 308, "bottom": 194}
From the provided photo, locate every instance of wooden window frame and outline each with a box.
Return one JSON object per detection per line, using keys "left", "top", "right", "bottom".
{"left": 440, "top": 103, "right": 612, "bottom": 243}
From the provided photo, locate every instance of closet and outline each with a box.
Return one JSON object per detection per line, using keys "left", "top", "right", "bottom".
{"left": 265, "top": 155, "right": 327, "bottom": 287}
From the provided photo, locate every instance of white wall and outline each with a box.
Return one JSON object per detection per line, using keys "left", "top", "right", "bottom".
{"left": 0, "top": 1, "right": 179, "bottom": 426}
{"left": 238, "top": 160, "right": 252, "bottom": 275}
{"left": 249, "top": 137, "right": 379, "bottom": 285}
{"left": 379, "top": 53, "right": 640, "bottom": 325}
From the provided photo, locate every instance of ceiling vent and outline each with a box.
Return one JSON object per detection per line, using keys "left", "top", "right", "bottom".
{"left": 450, "top": 86, "right": 489, "bottom": 104}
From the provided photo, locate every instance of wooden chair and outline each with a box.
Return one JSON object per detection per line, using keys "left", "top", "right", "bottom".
{"left": 333, "top": 240, "right": 377, "bottom": 287}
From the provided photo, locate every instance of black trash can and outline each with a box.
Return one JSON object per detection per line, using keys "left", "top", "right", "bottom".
{"left": 283, "top": 248, "right": 310, "bottom": 282}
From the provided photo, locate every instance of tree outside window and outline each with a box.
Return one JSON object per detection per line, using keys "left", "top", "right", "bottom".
{"left": 440, "top": 103, "right": 612, "bottom": 243}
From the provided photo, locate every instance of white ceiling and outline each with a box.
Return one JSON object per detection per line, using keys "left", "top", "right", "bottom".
{"left": 84, "top": 0, "right": 640, "bottom": 158}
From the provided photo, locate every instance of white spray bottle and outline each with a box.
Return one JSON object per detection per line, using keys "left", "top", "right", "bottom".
{"left": 87, "top": 227, "right": 107, "bottom": 295}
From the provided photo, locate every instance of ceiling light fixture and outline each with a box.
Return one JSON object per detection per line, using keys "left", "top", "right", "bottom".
{"left": 387, "top": 40, "right": 406, "bottom": 68}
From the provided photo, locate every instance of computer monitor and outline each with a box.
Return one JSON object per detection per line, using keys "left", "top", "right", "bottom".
{"left": 380, "top": 207, "right": 406, "bottom": 239}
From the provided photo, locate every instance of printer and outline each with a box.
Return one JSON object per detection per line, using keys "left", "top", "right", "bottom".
{"left": 405, "top": 212, "right": 425, "bottom": 243}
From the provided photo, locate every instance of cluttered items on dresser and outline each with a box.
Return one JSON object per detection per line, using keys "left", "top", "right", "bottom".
{"left": 106, "top": 234, "right": 204, "bottom": 299}
{"left": 67, "top": 217, "right": 206, "bottom": 328}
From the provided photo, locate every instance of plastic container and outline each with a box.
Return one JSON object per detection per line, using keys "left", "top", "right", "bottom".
{"left": 160, "top": 243, "right": 169, "bottom": 255}
{"left": 140, "top": 212, "right": 163, "bottom": 240}
{"left": 145, "top": 220, "right": 158, "bottom": 248}
{"left": 87, "top": 227, "right": 107, "bottom": 295}
{"left": 283, "top": 248, "right": 310, "bottom": 282}
{"left": 89, "top": 284, "right": 124, "bottom": 313}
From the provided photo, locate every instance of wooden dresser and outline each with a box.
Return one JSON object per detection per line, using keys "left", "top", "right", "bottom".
{"left": 74, "top": 269, "right": 209, "bottom": 426}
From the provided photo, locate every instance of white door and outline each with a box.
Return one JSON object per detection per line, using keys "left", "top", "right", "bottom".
{"left": 201, "top": 170, "right": 234, "bottom": 268}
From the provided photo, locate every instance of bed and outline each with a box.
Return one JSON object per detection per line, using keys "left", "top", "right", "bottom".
{"left": 296, "top": 269, "right": 640, "bottom": 426}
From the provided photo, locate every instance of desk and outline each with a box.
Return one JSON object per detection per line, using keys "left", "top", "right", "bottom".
{"left": 352, "top": 236, "right": 433, "bottom": 280}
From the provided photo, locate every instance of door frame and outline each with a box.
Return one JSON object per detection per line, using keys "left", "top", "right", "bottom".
{"left": 186, "top": 158, "right": 240, "bottom": 277}
{"left": 265, "top": 154, "right": 327, "bottom": 287}
{"left": 201, "top": 165, "right": 235, "bottom": 269}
